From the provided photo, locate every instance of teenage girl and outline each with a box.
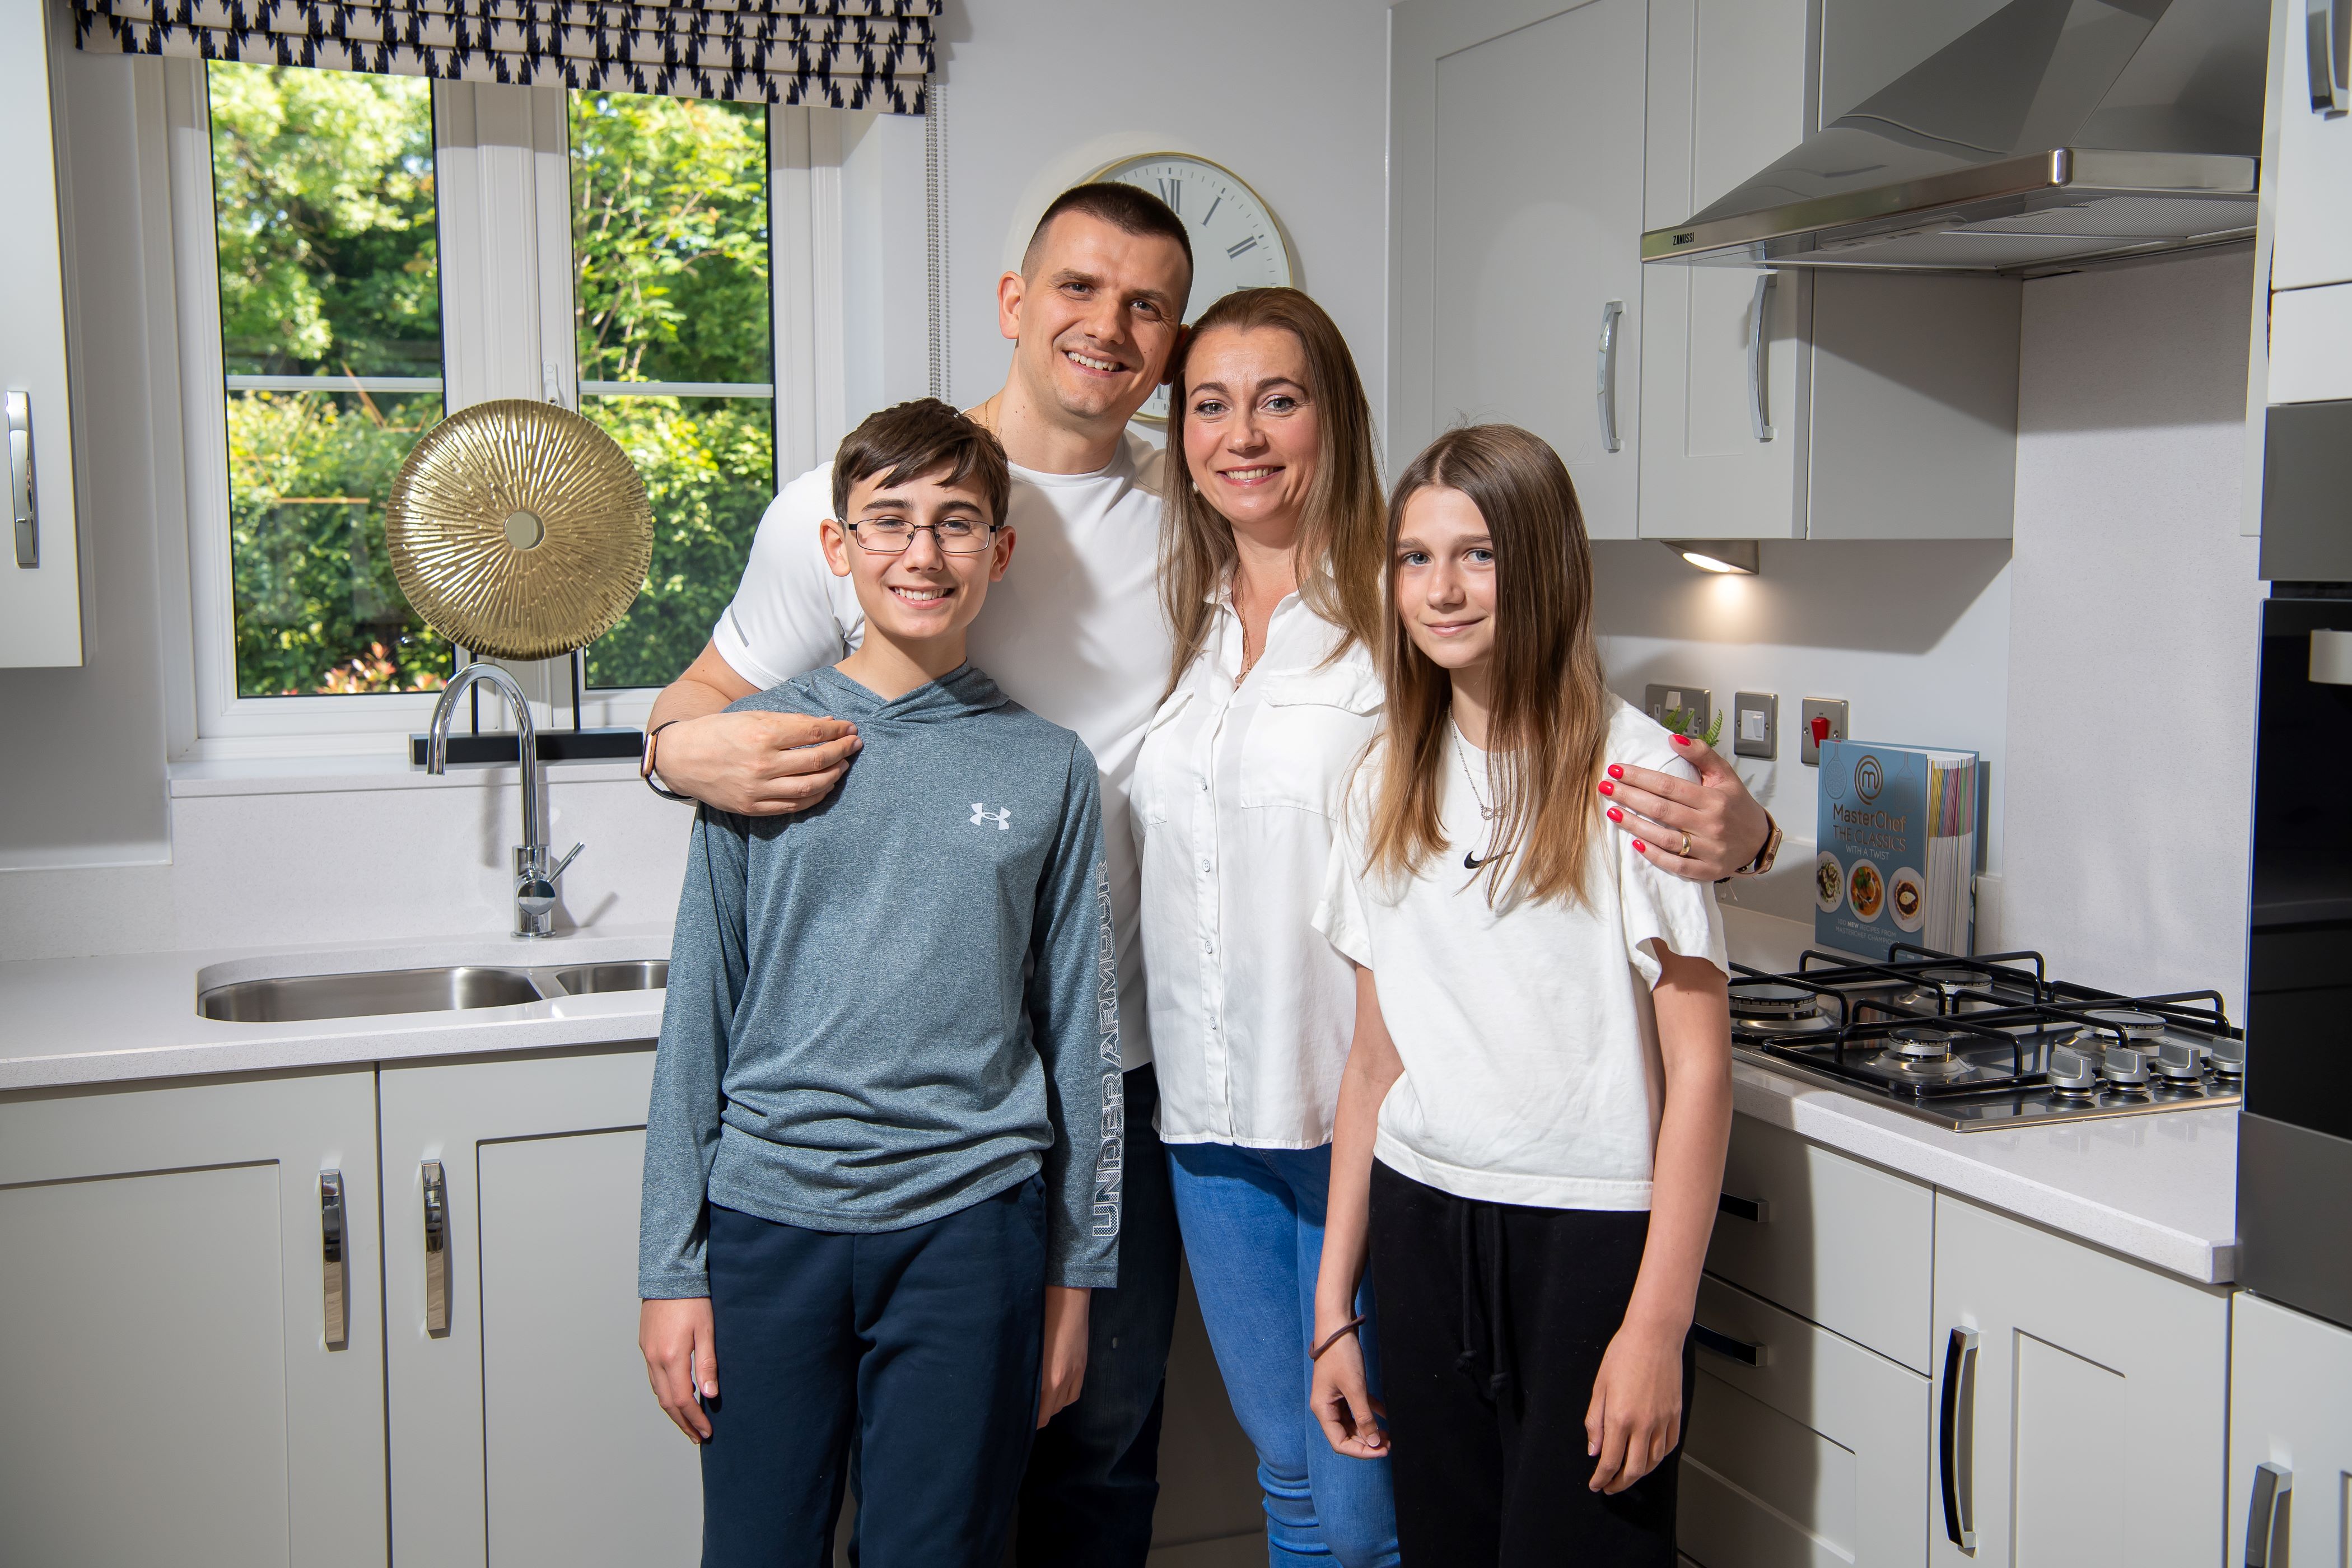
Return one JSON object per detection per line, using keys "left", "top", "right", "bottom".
{"left": 1305, "top": 424, "right": 1734, "bottom": 1566}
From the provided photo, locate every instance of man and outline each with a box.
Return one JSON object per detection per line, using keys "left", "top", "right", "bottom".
{"left": 641, "top": 182, "right": 1775, "bottom": 1564}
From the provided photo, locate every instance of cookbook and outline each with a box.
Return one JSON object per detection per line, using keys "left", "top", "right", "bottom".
{"left": 1813, "top": 739, "right": 1982, "bottom": 961}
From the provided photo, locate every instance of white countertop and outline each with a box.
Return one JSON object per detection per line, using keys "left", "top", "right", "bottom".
{"left": 0, "top": 909, "right": 2237, "bottom": 1284}
{"left": 0, "top": 927, "right": 671, "bottom": 1091}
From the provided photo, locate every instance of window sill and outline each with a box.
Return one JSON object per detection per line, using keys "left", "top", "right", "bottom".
{"left": 167, "top": 755, "right": 647, "bottom": 800}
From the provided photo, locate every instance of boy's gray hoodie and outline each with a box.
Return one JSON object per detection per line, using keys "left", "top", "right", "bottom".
{"left": 638, "top": 662, "right": 1122, "bottom": 1296}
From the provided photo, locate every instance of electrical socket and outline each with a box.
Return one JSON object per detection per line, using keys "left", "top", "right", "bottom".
{"left": 1732, "top": 692, "right": 1777, "bottom": 759}
{"left": 1643, "top": 683, "right": 1712, "bottom": 737}
{"left": 1799, "top": 698, "right": 1849, "bottom": 766}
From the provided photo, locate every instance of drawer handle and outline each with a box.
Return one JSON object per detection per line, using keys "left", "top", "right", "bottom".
{"left": 422, "top": 1159, "right": 451, "bottom": 1337}
{"left": 2312, "top": 0, "right": 2349, "bottom": 116}
{"left": 1940, "top": 1326, "right": 1980, "bottom": 1551}
{"left": 1595, "top": 299, "right": 1625, "bottom": 454}
{"left": 1718, "top": 1191, "right": 1769, "bottom": 1224}
{"left": 1693, "top": 1322, "right": 1766, "bottom": 1367}
{"left": 8, "top": 390, "right": 34, "bottom": 569}
{"left": 320, "top": 1170, "right": 347, "bottom": 1350}
{"left": 1747, "top": 271, "right": 1777, "bottom": 443}
{"left": 2245, "top": 1460, "right": 2291, "bottom": 1567}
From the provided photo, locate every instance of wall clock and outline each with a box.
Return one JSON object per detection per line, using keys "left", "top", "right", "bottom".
{"left": 1089, "top": 152, "right": 1295, "bottom": 423}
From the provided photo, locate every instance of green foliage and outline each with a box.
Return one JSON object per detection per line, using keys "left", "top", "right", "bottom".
{"left": 1662, "top": 706, "right": 1725, "bottom": 747}
{"left": 208, "top": 65, "right": 438, "bottom": 376}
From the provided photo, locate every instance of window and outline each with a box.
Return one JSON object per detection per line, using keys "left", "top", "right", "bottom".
{"left": 164, "top": 63, "right": 926, "bottom": 754}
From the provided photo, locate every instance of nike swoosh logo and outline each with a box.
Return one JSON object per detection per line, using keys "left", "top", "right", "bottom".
{"left": 1464, "top": 850, "right": 1509, "bottom": 870}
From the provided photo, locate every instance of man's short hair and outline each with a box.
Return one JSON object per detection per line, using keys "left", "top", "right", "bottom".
{"left": 832, "top": 398, "right": 1011, "bottom": 527}
{"left": 1021, "top": 182, "right": 1194, "bottom": 295}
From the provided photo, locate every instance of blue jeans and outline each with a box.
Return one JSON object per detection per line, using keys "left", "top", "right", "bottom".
{"left": 1169, "top": 1141, "right": 1402, "bottom": 1568}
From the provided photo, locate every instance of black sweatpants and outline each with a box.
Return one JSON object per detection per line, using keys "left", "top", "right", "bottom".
{"left": 1368, "top": 1160, "right": 1692, "bottom": 1567}
{"left": 699, "top": 1176, "right": 1046, "bottom": 1568}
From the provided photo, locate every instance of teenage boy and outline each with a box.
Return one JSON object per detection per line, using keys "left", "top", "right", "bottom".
{"left": 637, "top": 399, "right": 1122, "bottom": 1568}
{"left": 638, "top": 183, "right": 1776, "bottom": 1564}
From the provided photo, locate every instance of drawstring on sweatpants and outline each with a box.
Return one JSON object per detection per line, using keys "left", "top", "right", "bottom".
{"left": 1454, "top": 1199, "right": 1515, "bottom": 1401}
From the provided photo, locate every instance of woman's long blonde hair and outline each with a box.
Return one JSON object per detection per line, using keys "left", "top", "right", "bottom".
{"left": 1364, "top": 425, "right": 1610, "bottom": 908}
{"left": 1160, "top": 288, "right": 1386, "bottom": 695}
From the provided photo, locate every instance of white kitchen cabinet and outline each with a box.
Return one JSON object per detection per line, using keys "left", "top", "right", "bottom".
{"left": 2229, "top": 1291, "right": 2352, "bottom": 1568}
{"left": 0, "top": 0, "right": 85, "bottom": 666}
{"left": 1636, "top": 0, "right": 2020, "bottom": 542}
{"left": 1681, "top": 1276, "right": 1930, "bottom": 1568}
{"left": 1929, "top": 1195, "right": 2230, "bottom": 1568}
{"left": 379, "top": 1044, "right": 700, "bottom": 1568}
{"left": 1390, "top": 0, "right": 1649, "bottom": 539}
{"left": 0, "top": 1069, "right": 387, "bottom": 1566}
{"left": 2267, "top": 0, "right": 2352, "bottom": 292}
{"left": 1707, "top": 1114, "right": 1935, "bottom": 1374}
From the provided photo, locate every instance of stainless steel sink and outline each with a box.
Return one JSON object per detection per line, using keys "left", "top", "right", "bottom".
{"left": 548, "top": 960, "right": 669, "bottom": 995}
{"left": 199, "top": 965, "right": 544, "bottom": 1023}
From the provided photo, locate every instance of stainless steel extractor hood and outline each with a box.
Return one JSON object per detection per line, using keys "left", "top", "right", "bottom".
{"left": 1642, "top": 0, "right": 2267, "bottom": 274}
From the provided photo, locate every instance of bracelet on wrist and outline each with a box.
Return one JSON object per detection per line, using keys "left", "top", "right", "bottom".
{"left": 642, "top": 719, "right": 693, "bottom": 804}
{"left": 1310, "top": 1315, "right": 1367, "bottom": 1361}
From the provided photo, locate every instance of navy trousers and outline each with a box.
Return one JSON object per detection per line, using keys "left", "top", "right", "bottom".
{"left": 1015, "top": 1063, "right": 1182, "bottom": 1567}
{"left": 699, "top": 1177, "right": 1047, "bottom": 1568}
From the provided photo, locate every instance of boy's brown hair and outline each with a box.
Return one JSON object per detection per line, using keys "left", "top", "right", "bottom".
{"left": 831, "top": 398, "right": 1011, "bottom": 526}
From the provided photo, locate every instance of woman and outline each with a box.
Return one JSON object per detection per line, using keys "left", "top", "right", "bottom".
{"left": 1308, "top": 426, "right": 1733, "bottom": 1565}
{"left": 1131, "top": 287, "right": 1400, "bottom": 1567}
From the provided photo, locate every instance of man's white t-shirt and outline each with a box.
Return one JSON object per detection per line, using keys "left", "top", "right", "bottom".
{"left": 711, "top": 430, "right": 1172, "bottom": 1068}
{"left": 1313, "top": 696, "right": 1729, "bottom": 1210}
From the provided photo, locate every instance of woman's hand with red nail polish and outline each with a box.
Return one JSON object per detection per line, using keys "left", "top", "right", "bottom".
{"left": 1598, "top": 780, "right": 1615, "bottom": 796}
{"left": 1607, "top": 807, "right": 1623, "bottom": 823}
{"left": 1607, "top": 764, "right": 1625, "bottom": 780}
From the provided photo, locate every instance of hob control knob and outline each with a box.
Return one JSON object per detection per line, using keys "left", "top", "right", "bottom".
{"left": 2154, "top": 1040, "right": 2205, "bottom": 1083}
{"left": 2102, "top": 1044, "right": 2154, "bottom": 1086}
{"left": 2047, "top": 1044, "right": 2101, "bottom": 1091}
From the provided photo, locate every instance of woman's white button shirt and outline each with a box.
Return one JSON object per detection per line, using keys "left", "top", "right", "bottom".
{"left": 1133, "top": 593, "right": 1381, "bottom": 1147}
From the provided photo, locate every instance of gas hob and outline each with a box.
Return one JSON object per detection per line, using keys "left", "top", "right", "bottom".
{"left": 1729, "top": 946, "right": 2242, "bottom": 1131}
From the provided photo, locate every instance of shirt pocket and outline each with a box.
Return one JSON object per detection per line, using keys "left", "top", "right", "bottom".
{"left": 1132, "top": 687, "right": 1197, "bottom": 830}
{"left": 1238, "top": 665, "right": 1383, "bottom": 816}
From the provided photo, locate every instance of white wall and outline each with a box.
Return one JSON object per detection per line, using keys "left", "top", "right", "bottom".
{"left": 934, "top": 0, "right": 1393, "bottom": 440}
{"left": 2000, "top": 246, "right": 2262, "bottom": 1011}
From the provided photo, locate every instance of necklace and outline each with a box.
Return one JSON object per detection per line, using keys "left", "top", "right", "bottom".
{"left": 1453, "top": 729, "right": 1510, "bottom": 870}
{"left": 1234, "top": 622, "right": 1262, "bottom": 689}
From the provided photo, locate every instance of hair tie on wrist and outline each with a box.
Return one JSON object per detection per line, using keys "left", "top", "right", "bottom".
{"left": 1311, "top": 1315, "right": 1367, "bottom": 1361}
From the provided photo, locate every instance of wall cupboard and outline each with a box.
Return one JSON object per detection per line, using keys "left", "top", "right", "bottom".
{"left": 2262, "top": 0, "right": 2352, "bottom": 405}
{"left": 1389, "top": 0, "right": 2020, "bottom": 542}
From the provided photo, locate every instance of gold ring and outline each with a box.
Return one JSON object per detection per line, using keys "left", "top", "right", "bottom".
{"left": 1679, "top": 830, "right": 1694, "bottom": 858}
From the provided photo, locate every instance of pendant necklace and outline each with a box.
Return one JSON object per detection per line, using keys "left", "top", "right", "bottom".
{"left": 1454, "top": 728, "right": 1510, "bottom": 870}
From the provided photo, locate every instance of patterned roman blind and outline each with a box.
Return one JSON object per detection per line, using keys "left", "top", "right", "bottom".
{"left": 72, "top": 0, "right": 936, "bottom": 112}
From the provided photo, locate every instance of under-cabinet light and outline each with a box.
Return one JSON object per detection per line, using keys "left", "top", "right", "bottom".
{"left": 1660, "top": 539, "right": 1760, "bottom": 576}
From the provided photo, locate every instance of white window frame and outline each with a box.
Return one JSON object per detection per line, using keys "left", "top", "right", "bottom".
{"left": 157, "top": 62, "right": 903, "bottom": 760}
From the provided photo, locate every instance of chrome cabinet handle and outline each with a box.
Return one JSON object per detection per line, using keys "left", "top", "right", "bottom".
{"left": 1747, "top": 272, "right": 1777, "bottom": 443}
{"left": 2246, "top": 1460, "right": 2292, "bottom": 1567}
{"left": 1940, "top": 1326, "right": 1981, "bottom": 1550}
{"left": 2311, "top": 0, "right": 2349, "bottom": 116}
{"left": 1595, "top": 300, "right": 1625, "bottom": 454}
{"left": 1693, "top": 1322, "right": 1767, "bottom": 1367}
{"left": 422, "top": 1159, "right": 451, "bottom": 1336}
{"left": 8, "top": 391, "right": 34, "bottom": 568}
{"left": 320, "top": 1170, "right": 348, "bottom": 1350}
{"left": 1718, "top": 1191, "right": 1769, "bottom": 1224}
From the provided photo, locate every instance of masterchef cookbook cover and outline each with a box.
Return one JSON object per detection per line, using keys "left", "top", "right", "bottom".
{"left": 1814, "top": 739, "right": 1983, "bottom": 961}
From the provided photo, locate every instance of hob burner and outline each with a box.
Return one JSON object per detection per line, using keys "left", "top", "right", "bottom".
{"left": 1872, "top": 1026, "right": 1973, "bottom": 1080}
{"left": 1732, "top": 983, "right": 1821, "bottom": 1021}
{"left": 2082, "top": 1008, "right": 2167, "bottom": 1042}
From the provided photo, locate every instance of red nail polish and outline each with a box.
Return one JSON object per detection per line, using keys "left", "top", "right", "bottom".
{"left": 1597, "top": 780, "right": 1614, "bottom": 796}
{"left": 1671, "top": 734, "right": 1691, "bottom": 746}
{"left": 1607, "top": 763, "right": 1623, "bottom": 780}
{"left": 1607, "top": 807, "right": 1623, "bottom": 822}
{"left": 1632, "top": 839, "right": 1647, "bottom": 853}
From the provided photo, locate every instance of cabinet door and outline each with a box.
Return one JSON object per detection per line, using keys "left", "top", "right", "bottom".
{"left": 1390, "top": 0, "right": 1648, "bottom": 538}
{"left": 1636, "top": 0, "right": 1813, "bottom": 542}
{"left": 1930, "top": 1196, "right": 2230, "bottom": 1568}
{"left": 1681, "top": 1276, "right": 1931, "bottom": 1568}
{"left": 0, "top": 0, "right": 85, "bottom": 667}
{"left": 2229, "top": 1291, "right": 2352, "bottom": 1568}
{"left": 0, "top": 1070, "right": 386, "bottom": 1566}
{"left": 380, "top": 1046, "right": 699, "bottom": 1568}
{"left": 2270, "top": 0, "right": 2352, "bottom": 292}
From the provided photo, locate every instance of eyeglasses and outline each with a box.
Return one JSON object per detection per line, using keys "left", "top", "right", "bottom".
{"left": 846, "top": 518, "right": 1001, "bottom": 555}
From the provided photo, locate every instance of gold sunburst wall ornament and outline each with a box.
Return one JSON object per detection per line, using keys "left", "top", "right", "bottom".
{"left": 386, "top": 400, "right": 653, "bottom": 662}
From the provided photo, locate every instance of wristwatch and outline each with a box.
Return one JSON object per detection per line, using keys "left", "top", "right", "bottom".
{"left": 1735, "top": 812, "right": 1782, "bottom": 878}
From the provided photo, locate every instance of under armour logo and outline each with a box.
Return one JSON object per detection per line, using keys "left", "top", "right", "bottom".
{"left": 970, "top": 802, "right": 1011, "bottom": 830}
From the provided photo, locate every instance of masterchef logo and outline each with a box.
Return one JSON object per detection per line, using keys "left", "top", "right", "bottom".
{"left": 1855, "top": 754, "right": 1884, "bottom": 802}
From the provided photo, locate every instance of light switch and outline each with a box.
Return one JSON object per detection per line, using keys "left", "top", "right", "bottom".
{"left": 1642, "top": 683, "right": 1712, "bottom": 736}
{"left": 1799, "top": 697, "right": 1849, "bottom": 766}
{"left": 1733, "top": 692, "right": 1777, "bottom": 759}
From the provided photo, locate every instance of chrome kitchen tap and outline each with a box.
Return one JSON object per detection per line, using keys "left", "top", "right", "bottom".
{"left": 426, "top": 662, "right": 584, "bottom": 938}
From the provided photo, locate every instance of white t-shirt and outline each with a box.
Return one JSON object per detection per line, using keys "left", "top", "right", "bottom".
{"left": 711, "top": 430, "right": 1172, "bottom": 1068}
{"left": 1133, "top": 596, "right": 1380, "bottom": 1149}
{"left": 1313, "top": 696, "right": 1728, "bottom": 1210}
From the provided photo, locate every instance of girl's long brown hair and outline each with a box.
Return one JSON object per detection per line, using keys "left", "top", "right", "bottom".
{"left": 1365, "top": 425, "right": 1610, "bottom": 908}
{"left": 1160, "top": 288, "right": 1386, "bottom": 695}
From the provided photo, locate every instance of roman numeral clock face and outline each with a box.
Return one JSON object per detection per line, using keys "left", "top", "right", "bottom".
{"left": 1092, "top": 154, "right": 1295, "bottom": 423}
